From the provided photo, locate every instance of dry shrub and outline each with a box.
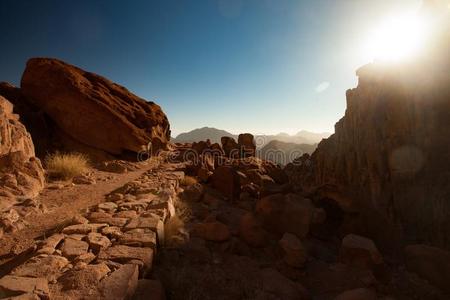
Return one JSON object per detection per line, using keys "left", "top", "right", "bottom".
{"left": 164, "top": 216, "right": 184, "bottom": 246}
{"left": 45, "top": 152, "right": 89, "bottom": 179}
{"left": 181, "top": 175, "right": 198, "bottom": 186}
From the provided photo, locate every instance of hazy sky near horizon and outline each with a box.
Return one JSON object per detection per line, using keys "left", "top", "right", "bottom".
{"left": 0, "top": 0, "right": 422, "bottom": 136}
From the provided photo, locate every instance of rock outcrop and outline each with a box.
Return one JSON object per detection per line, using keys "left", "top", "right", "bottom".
{"left": 0, "top": 96, "right": 45, "bottom": 207}
{"left": 286, "top": 40, "right": 450, "bottom": 252}
{"left": 3, "top": 58, "right": 170, "bottom": 161}
{"left": 0, "top": 95, "right": 45, "bottom": 235}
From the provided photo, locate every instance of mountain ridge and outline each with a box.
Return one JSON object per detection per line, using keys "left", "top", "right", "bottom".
{"left": 172, "top": 127, "right": 331, "bottom": 146}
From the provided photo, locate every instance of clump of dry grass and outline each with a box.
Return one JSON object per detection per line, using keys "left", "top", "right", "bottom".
{"left": 45, "top": 152, "right": 89, "bottom": 180}
{"left": 164, "top": 216, "right": 185, "bottom": 247}
{"left": 181, "top": 175, "right": 198, "bottom": 186}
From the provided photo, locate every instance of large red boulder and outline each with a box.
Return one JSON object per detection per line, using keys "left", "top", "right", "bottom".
{"left": 20, "top": 58, "right": 170, "bottom": 160}
{"left": 238, "top": 133, "right": 256, "bottom": 157}
{"left": 210, "top": 166, "right": 241, "bottom": 200}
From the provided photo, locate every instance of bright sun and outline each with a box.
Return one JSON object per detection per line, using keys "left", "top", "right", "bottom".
{"left": 365, "top": 14, "right": 428, "bottom": 62}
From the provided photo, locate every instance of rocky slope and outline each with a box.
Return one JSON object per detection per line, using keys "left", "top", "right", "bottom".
{"left": 1, "top": 58, "right": 171, "bottom": 161}
{"left": 286, "top": 38, "right": 450, "bottom": 254}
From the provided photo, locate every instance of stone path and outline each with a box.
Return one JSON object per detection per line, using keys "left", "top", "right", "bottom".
{"left": 0, "top": 162, "right": 185, "bottom": 299}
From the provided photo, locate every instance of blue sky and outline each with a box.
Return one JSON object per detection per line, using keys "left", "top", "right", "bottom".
{"left": 0, "top": 0, "right": 421, "bottom": 136}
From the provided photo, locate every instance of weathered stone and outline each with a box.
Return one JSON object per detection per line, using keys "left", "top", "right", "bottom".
{"left": 101, "top": 226, "right": 124, "bottom": 239}
{"left": 238, "top": 133, "right": 256, "bottom": 157}
{"left": 147, "top": 200, "right": 176, "bottom": 219}
{"left": 108, "top": 193, "right": 124, "bottom": 202}
{"left": 279, "top": 233, "right": 307, "bottom": 268}
{"left": 97, "top": 202, "right": 118, "bottom": 212}
{"left": 61, "top": 238, "right": 89, "bottom": 259}
{"left": 87, "top": 232, "right": 112, "bottom": 251}
{"left": 74, "top": 252, "right": 96, "bottom": 264}
{"left": 405, "top": 244, "right": 450, "bottom": 293}
{"left": 2, "top": 293, "right": 40, "bottom": 300}
{"left": 0, "top": 96, "right": 45, "bottom": 203}
{"left": 340, "top": 234, "right": 383, "bottom": 269}
{"left": 256, "top": 193, "right": 314, "bottom": 238}
{"left": 182, "top": 183, "right": 204, "bottom": 202}
{"left": 0, "top": 276, "right": 49, "bottom": 299}
{"left": 39, "top": 233, "right": 64, "bottom": 251}
{"left": 92, "top": 217, "right": 128, "bottom": 227}
{"left": 71, "top": 214, "right": 89, "bottom": 225}
{"left": 12, "top": 254, "right": 69, "bottom": 282}
{"left": 197, "top": 167, "right": 212, "bottom": 183}
{"left": 20, "top": 58, "right": 170, "bottom": 159}
{"left": 98, "top": 245, "right": 154, "bottom": 271}
{"left": 59, "top": 263, "right": 110, "bottom": 290}
{"left": 114, "top": 210, "right": 137, "bottom": 219}
{"left": 99, "top": 264, "right": 139, "bottom": 300}
{"left": 88, "top": 211, "right": 113, "bottom": 220}
{"left": 62, "top": 223, "right": 108, "bottom": 234}
{"left": 66, "top": 234, "right": 86, "bottom": 241}
{"left": 120, "top": 229, "right": 157, "bottom": 249}
{"left": 221, "top": 136, "right": 239, "bottom": 158}
{"left": 72, "top": 175, "right": 96, "bottom": 185}
{"left": 285, "top": 58, "right": 450, "bottom": 252}
{"left": 119, "top": 201, "right": 148, "bottom": 211}
{"left": 239, "top": 213, "right": 267, "bottom": 248}
{"left": 192, "top": 221, "right": 230, "bottom": 242}
{"left": 210, "top": 166, "right": 241, "bottom": 200}
{"left": 125, "top": 216, "right": 164, "bottom": 245}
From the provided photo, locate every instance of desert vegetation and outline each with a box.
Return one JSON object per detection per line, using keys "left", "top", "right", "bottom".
{"left": 45, "top": 152, "right": 89, "bottom": 180}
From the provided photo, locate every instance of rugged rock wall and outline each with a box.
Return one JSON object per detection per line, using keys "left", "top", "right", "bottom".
{"left": 0, "top": 58, "right": 171, "bottom": 161}
{"left": 287, "top": 55, "right": 450, "bottom": 252}
{"left": 0, "top": 96, "right": 45, "bottom": 209}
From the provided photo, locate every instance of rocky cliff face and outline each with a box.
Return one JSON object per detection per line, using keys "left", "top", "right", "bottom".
{"left": 1, "top": 58, "right": 171, "bottom": 161}
{"left": 287, "top": 55, "right": 450, "bottom": 252}
{"left": 0, "top": 95, "right": 45, "bottom": 209}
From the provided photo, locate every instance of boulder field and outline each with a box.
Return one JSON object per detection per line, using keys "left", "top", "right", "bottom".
{"left": 0, "top": 52, "right": 449, "bottom": 298}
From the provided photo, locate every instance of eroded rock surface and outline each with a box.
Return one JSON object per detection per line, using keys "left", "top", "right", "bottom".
{"left": 15, "top": 58, "right": 170, "bottom": 160}
{"left": 0, "top": 96, "right": 45, "bottom": 234}
{"left": 286, "top": 59, "right": 450, "bottom": 252}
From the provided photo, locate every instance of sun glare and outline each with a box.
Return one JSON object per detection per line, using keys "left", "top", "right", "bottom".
{"left": 364, "top": 14, "right": 428, "bottom": 62}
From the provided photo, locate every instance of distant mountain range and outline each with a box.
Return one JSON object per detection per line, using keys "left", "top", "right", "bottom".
{"left": 172, "top": 127, "right": 331, "bottom": 146}
{"left": 259, "top": 140, "right": 317, "bottom": 165}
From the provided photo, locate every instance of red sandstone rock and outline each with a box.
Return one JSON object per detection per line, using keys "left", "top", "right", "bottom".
{"left": 285, "top": 59, "right": 450, "bottom": 252}
{"left": 99, "top": 264, "right": 139, "bottom": 300}
{"left": 20, "top": 58, "right": 170, "bottom": 160}
{"left": 192, "top": 221, "right": 231, "bottom": 242}
{"left": 279, "top": 233, "right": 307, "bottom": 268}
{"left": 0, "top": 96, "right": 44, "bottom": 207}
{"left": 238, "top": 133, "right": 256, "bottom": 157}
{"left": 221, "top": 136, "right": 239, "bottom": 158}
{"left": 256, "top": 193, "right": 315, "bottom": 238}
{"left": 238, "top": 213, "right": 268, "bottom": 247}
{"left": 340, "top": 234, "right": 383, "bottom": 269}
{"left": 210, "top": 166, "right": 241, "bottom": 200}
